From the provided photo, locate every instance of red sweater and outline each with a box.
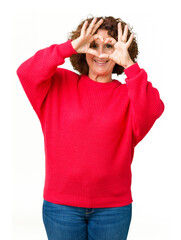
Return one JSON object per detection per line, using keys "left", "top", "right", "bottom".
{"left": 17, "top": 40, "right": 165, "bottom": 208}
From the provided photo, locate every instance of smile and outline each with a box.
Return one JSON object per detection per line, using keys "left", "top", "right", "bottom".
{"left": 93, "top": 60, "right": 109, "bottom": 65}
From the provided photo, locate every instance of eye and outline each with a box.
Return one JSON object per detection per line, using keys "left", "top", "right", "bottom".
{"left": 90, "top": 43, "right": 97, "bottom": 48}
{"left": 106, "top": 44, "right": 113, "bottom": 48}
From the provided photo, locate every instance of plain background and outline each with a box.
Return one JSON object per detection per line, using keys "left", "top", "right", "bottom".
{"left": 1, "top": 0, "right": 180, "bottom": 239}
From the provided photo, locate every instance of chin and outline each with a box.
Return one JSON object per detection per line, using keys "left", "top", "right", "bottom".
{"left": 95, "top": 71, "right": 107, "bottom": 76}
{"left": 92, "top": 68, "right": 112, "bottom": 76}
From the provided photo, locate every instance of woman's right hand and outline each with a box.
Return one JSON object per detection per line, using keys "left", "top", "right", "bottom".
{"left": 71, "top": 17, "right": 104, "bottom": 57}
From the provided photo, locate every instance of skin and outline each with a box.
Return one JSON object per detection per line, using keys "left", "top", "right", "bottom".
{"left": 85, "top": 29, "right": 116, "bottom": 83}
{"left": 71, "top": 17, "right": 135, "bottom": 83}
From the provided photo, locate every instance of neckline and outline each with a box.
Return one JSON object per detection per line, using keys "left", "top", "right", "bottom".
{"left": 81, "top": 74, "right": 120, "bottom": 88}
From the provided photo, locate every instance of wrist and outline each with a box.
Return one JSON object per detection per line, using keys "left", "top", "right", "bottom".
{"left": 123, "top": 60, "right": 135, "bottom": 69}
{"left": 58, "top": 40, "right": 77, "bottom": 59}
{"left": 71, "top": 39, "right": 79, "bottom": 52}
{"left": 124, "top": 62, "right": 140, "bottom": 78}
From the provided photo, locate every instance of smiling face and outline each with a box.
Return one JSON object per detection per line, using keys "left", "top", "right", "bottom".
{"left": 85, "top": 29, "right": 116, "bottom": 79}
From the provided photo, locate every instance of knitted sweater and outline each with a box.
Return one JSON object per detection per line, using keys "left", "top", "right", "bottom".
{"left": 17, "top": 39, "right": 165, "bottom": 208}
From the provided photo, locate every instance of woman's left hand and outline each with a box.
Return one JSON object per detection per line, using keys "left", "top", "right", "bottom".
{"left": 99, "top": 22, "right": 135, "bottom": 68}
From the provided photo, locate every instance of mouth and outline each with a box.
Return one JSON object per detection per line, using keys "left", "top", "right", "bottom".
{"left": 93, "top": 59, "right": 109, "bottom": 65}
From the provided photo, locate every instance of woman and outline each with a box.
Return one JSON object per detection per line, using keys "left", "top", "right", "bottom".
{"left": 17, "top": 15, "right": 165, "bottom": 240}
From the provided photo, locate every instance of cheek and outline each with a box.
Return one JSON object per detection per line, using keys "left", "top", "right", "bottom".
{"left": 106, "top": 48, "right": 114, "bottom": 54}
{"left": 86, "top": 54, "right": 93, "bottom": 65}
{"left": 109, "top": 59, "right": 116, "bottom": 68}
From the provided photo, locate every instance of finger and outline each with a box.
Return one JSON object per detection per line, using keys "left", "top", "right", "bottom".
{"left": 92, "top": 34, "right": 104, "bottom": 43}
{"left": 104, "top": 37, "right": 117, "bottom": 45}
{"left": 99, "top": 53, "right": 110, "bottom": 59}
{"left": 86, "top": 17, "right": 98, "bottom": 35}
{"left": 87, "top": 48, "right": 99, "bottom": 57}
{"left": 91, "top": 18, "right": 104, "bottom": 35}
{"left": 81, "top": 20, "right": 88, "bottom": 36}
{"left": 118, "top": 22, "right": 122, "bottom": 42}
{"left": 122, "top": 24, "right": 128, "bottom": 42}
{"left": 126, "top": 33, "right": 134, "bottom": 48}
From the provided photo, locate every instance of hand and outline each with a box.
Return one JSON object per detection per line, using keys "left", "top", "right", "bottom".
{"left": 71, "top": 17, "right": 104, "bottom": 57}
{"left": 99, "top": 22, "right": 135, "bottom": 68}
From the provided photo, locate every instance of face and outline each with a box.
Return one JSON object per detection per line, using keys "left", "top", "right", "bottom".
{"left": 86, "top": 29, "right": 116, "bottom": 77}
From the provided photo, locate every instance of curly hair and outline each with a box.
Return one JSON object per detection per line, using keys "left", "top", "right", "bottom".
{"left": 67, "top": 15, "right": 139, "bottom": 76}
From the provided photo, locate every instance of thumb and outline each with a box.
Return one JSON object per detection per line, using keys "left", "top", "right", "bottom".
{"left": 99, "top": 53, "right": 110, "bottom": 59}
{"left": 86, "top": 48, "right": 99, "bottom": 57}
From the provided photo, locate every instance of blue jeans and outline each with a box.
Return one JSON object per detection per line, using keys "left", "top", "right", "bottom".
{"left": 42, "top": 199, "right": 132, "bottom": 240}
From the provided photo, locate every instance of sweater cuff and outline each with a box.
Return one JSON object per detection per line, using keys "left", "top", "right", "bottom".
{"left": 57, "top": 40, "right": 77, "bottom": 59}
{"left": 124, "top": 62, "right": 141, "bottom": 78}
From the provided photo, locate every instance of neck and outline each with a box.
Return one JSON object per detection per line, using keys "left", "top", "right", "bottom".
{"left": 88, "top": 71, "right": 112, "bottom": 83}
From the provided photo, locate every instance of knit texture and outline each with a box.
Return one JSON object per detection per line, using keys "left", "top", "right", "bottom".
{"left": 17, "top": 40, "right": 165, "bottom": 208}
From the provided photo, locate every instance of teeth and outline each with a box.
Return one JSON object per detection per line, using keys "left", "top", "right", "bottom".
{"left": 94, "top": 60, "right": 108, "bottom": 63}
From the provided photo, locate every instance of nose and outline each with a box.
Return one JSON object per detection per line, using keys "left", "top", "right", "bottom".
{"left": 97, "top": 46, "right": 105, "bottom": 55}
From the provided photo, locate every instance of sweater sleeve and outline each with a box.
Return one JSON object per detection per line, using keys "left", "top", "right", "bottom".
{"left": 124, "top": 63, "right": 165, "bottom": 147}
{"left": 16, "top": 39, "right": 77, "bottom": 121}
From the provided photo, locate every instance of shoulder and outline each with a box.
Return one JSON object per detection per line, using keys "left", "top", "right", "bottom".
{"left": 53, "top": 68, "right": 80, "bottom": 86}
{"left": 56, "top": 67, "right": 80, "bottom": 78}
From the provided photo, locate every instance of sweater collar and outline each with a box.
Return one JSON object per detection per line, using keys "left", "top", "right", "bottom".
{"left": 81, "top": 74, "right": 120, "bottom": 88}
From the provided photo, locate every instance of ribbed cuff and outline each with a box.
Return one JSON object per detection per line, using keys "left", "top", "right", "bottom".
{"left": 124, "top": 62, "right": 141, "bottom": 78}
{"left": 57, "top": 40, "right": 77, "bottom": 59}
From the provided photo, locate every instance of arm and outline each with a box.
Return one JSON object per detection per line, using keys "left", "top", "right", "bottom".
{"left": 124, "top": 63, "right": 165, "bottom": 147}
{"left": 16, "top": 40, "right": 77, "bottom": 121}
